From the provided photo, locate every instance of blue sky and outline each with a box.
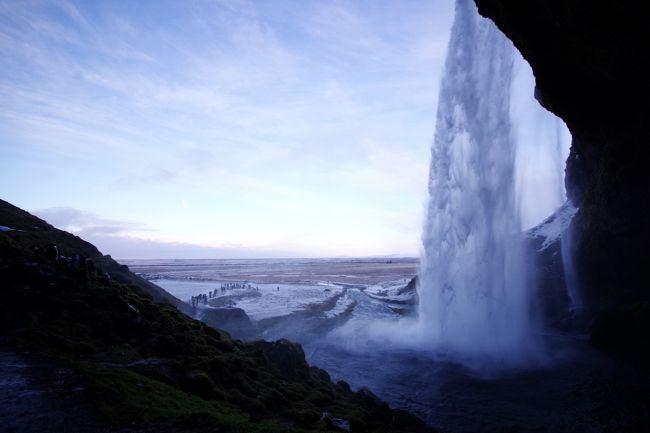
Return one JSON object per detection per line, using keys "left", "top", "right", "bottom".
{"left": 0, "top": 0, "right": 455, "bottom": 258}
{"left": 0, "top": 0, "right": 568, "bottom": 259}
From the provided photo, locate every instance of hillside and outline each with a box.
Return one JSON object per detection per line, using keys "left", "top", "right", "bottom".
{"left": 0, "top": 199, "right": 432, "bottom": 433}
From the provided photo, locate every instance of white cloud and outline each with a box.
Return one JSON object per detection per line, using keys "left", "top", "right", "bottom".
{"left": 1, "top": 0, "right": 455, "bottom": 258}
{"left": 34, "top": 207, "right": 148, "bottom": 237}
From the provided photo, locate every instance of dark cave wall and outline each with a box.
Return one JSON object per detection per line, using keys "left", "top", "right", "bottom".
{"left": 474, "top": 0, "right": 650, "bottom": 311}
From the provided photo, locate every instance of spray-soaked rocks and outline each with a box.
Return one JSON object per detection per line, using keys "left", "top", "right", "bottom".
{"left": 200, "top": 306, "right": 258, "bottom": 340}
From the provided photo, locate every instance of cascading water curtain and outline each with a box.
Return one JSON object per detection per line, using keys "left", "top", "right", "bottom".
{"left": 418, "top": 0, "right": 542, "bottom": 364}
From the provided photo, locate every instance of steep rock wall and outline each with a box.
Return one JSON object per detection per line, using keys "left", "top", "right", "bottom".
{"left": 474, "top": 1, "right": 650, "bottom": 311}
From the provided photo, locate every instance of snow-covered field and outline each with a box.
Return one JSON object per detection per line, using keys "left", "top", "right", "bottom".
{"left": 153, "top": 279, "right": 344, "bottom": 320}
{"left": 126, "top": 258, "right": 419, "bottom": 321}
{"left": 124, "top": 257, "right": 418, "bottom": 285}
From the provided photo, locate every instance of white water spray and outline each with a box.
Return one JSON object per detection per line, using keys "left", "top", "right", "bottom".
{"left": 418, "top": 0, "right": 540, "bottom": 362}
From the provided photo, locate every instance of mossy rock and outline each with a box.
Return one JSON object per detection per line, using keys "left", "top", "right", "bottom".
{"left": 182, "top": 370, "right": 216, "bottom": 399}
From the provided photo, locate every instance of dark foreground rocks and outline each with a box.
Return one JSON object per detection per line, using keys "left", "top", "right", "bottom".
{"left": 590, "top": 302, "right": 650, "bottom": 368}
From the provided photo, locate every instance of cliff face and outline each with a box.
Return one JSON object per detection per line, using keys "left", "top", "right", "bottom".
{"left": 474, "top": 1, "right": 650, "bottom": 311}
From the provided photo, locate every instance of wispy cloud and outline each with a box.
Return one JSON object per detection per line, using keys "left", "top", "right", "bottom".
{"left": 86, "top": 235, "right": 304, "bottom": 260}
{"left": 1, "top": 0, "right": 455, "bottom": 258}
{"left": 35, "top": 207, "right": 148, "bottom": 237}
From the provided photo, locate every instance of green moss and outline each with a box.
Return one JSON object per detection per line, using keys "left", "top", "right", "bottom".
{"left": 182, "top": 370, "right": 216, "bottom": 399}
{"left": 82, "top": 364, "right": 267, "bottom": 432}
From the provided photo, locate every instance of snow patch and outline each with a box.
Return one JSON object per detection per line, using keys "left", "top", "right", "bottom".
{"left": 528, "top": 201, "right": 578, "bottom": 250}
{"left": 324, "top": 294, "right": 355, "bottom": 318}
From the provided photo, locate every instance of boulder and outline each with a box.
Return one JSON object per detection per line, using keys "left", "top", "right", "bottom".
{"left": 252, "top": 339, "right": 310, "bottom": 379}
{"left": 398, "top": 276, "right": 418, "bottom": 296}
{"left": 199, "top": 307, "right": 257, "bottom": 340}
{"left": 321, "top": 412, "right": 351, "bottom": 432}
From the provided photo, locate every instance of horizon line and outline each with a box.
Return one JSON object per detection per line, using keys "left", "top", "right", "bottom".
{"left": 117, "top": 255, "right": 421, "bottom": 261}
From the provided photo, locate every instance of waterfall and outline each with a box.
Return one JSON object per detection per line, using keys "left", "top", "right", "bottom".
{"left": 560, "top": 201, "right": 581, "bottom": 309}
{"left": 511, "top": 52, "right": 572, "bottom": 231}
{"left": 418, "top": 0, "right": 540, "bottom": 362}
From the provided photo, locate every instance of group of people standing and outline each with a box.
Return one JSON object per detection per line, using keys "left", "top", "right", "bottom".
{"left": 188, "top": 282, "right": 260, "bottom": 307}
{"left": 36, "top": 243, "right": 101, "bottom": 276}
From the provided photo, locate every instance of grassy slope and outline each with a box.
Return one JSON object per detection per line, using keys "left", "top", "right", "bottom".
{"left": 0, "top": 199, "right": 432, "bottom": 433}
{"left": 0, "top": 198, "right": 187, "bottom": 311}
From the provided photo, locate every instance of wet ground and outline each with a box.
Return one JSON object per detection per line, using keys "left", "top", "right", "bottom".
{"left": 307, "top": 337, "right": 650, "bottom": 433}
{"left": 299, "top": 288, "right": 650, "bottom": 433}
{"left": 0, "top": 351, "right": 116, "bottom": 433}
